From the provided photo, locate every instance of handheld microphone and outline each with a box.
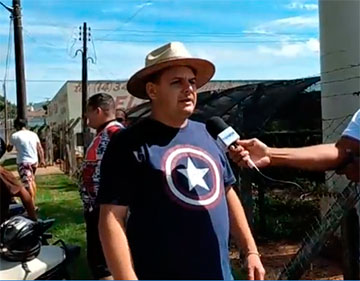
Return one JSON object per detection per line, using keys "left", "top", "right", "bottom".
{"left": 206, "top": 116, "right": 304, "bottom": 191}
{"left": 206, "top": 117, "right": 259, "bottom": 171}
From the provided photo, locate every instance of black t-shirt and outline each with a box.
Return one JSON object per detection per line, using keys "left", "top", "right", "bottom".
{"left": 98, "top": 118, "right": 235, "bottom": 280}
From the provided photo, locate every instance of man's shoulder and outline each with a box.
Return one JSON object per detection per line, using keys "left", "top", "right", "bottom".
{"left": 342, "top": 109, "right": 360, "bottom": 141}
{"left": 11, "top": 131, "right": 20, "bottom": 137}
{"left": 16, "top": 130, "right": 37, "bottom": 138}
{"left": 352, "top": 109, "right": 360, "bottom": 122}
{"left": 104, "top": 121, "right": 124, "bottom": 135}
{"left": 188, "top": 119, "right": 206, "bottom": 129}
{"left": 10, "top": 131, "right": 21, "bottom": 142}
{"left": 117, "top": 119, "right": 148, "bottom": 136}
{"left": 108, "top": 119, "right": 148, "bottom": 147}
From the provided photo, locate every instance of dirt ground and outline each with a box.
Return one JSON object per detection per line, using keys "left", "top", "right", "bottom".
{"left": 230, "top": 240, "right": 343, "bottom": 280}
{"left": 9, "top": 164, "right": 64, "bottom": 177}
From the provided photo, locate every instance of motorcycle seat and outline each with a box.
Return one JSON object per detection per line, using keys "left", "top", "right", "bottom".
{"left": 0, "top": 245, "right": 65, "bottom": 280}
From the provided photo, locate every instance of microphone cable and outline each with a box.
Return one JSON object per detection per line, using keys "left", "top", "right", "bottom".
{"left": 245, "top": 158, "right": 305, "bottom": 191}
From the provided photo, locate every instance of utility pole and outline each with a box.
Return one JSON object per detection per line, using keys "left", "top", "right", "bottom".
{"left": 12, "top": 0, "right": 27, "bottom": 121}
{"left": 75, "top": 22, "right": 93, "bottom": 153}
{"left": 81, "top": 22, "right": 88, "bottom": 152}
{"left": 82, "top": 22, "right": 88, "bottom": 144}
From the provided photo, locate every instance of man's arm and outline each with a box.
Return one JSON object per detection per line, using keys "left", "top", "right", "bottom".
{"left": 36, "top": 142, "right": 45, "bottom": 166}
{"left": 99, "top": 204, "right": 138, "bottom": 280}
{"left": 6, "top": 144, "right": 13, "bottom": 152}
{"left": 7, "top": 135, "right": 14, "bottom": 152}
{"left": 226, "top": 187, "right": 265, "bottom": 280}
{"left": 16, "top": 188, "right": 37, "bottom": 220}
{"left": 229, "top": 138, "right": 349, "bottom": 171}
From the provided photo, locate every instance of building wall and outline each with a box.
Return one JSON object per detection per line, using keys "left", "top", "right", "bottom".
{"left": 319, "top": 0, "right": 360, "bottom": 225}
{"left": 47, "top": 82, "right": 69, "bottom": 127}
{"left": 320, "top": 0, "right": 360, "bottom": 144}
{"left": 47, "top": 79, "right": 268, "bottom": 131}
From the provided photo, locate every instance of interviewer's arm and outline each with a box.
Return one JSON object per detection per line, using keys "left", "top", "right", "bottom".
{"left": 230, "top": 138, "right": 352, "bottom": 171}
{"left": 268, "top": 143, "right": 343, "bottom": 171}
{"left": 99, "top": 204, "right": 137, "bottom": 280}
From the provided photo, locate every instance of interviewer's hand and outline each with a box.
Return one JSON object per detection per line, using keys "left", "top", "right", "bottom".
{"left": 247, "top": 254, "right": 266, "bottom": 280}
{"left": 229, "top": 138, "right": 271, "bottom": 169}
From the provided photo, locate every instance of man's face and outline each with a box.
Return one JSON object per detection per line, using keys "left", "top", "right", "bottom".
{"left": 150, "top": 66, "right": 197, "bottom": 120}
{"left": 86, "top": 106, "right": 101, "bottom": 129}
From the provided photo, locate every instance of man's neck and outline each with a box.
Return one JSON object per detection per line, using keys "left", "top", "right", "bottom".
{"left": 150, "top": 112, "right": 188, "bottom": 128}
{"left": 96, "top": 117, "right": 116, "bottom": 133}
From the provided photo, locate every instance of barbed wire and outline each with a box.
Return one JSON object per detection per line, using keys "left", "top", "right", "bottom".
{"left": 320, "top": 75, "right": 360, "bottom": 85}
{"left": 322, "top": 113, "right": 354, "bottom": 122}
{"left": 323, "top": 114, "right": 354, "bottom": 142}
{"left": 321, "top": 91, "right": 360, "bottom": 99}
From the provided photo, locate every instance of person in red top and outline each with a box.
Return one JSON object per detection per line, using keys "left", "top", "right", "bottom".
{"left": 80, "top": 93, "right": 124, "bottom": 280}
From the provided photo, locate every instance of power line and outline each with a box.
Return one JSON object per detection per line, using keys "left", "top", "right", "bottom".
{"left": 3, "top": 17, "right": 13, "bottom": 83}
{"left": 94, "top": 38, "right": 311, "bottom": 44}
{"left": 89, "top": 33, "right": 97, "bottom": 64}
{"left": 5, "top": 79, "right": 67, "bottom": 82}
{"left": 97, "top": 2, "right": 156, "bottom": 41}
{"left": 92, "top": 28, "right": 317, "bottom": 37}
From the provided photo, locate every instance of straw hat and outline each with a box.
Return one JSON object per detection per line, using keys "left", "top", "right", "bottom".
{"left": 126, "top": 42, "right": 215, "bottom": 99}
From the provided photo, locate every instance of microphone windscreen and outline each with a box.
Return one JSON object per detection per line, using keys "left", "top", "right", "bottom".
{"left": 206, "top": 117, "right": 229, "bottom": 139}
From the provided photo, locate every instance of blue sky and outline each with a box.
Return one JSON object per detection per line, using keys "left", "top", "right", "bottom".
{"left": 0, "top": 0, "right": 320, "bottom": 103}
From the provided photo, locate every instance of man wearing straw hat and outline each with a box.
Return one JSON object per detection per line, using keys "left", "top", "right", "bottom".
{"left": 98, "top": 42, "right": 265, "bottom": 280}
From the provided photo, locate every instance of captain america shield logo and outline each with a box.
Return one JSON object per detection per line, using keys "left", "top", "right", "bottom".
{"left": 162, "top": 145, "right": 221, "bottom": 207}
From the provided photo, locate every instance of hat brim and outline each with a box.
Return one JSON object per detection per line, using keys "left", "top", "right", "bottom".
{"left": 126, "top": 57, "right": 215, "bottom": 99}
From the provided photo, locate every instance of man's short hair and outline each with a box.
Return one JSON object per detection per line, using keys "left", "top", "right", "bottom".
{"left": 87, "top": 93, "right": 115, "bottom": 114}
{"left": 14, "top": 119, "right": 27, "bottom": 130}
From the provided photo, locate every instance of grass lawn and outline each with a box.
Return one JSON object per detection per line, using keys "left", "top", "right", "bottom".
{"left": 2, "top": 159, "right": 247, "bottom": 280}
{"left": 2, "top": 158, "right": 17, "bottom": 171}
{"left": 35, "top": 173, "right": 91, "bottom": 280}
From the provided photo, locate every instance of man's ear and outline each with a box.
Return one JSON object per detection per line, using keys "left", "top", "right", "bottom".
{"left": 146, "top": 82, "right": 157, "bottom": 100}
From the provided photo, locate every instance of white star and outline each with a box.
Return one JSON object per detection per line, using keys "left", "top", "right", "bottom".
{"left": 178, "top": 158, "right": 210, "bottom": 191}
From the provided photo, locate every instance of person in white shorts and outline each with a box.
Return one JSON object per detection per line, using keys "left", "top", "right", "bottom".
{"left": 7, "top": 119, "right": 45, "bottom": 199}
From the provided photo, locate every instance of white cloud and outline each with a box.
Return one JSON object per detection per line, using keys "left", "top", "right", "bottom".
{"left": 242, "top": 16, "right": 319, "bottom": 48}
{"left": 286, "top": 2, "right": 318, "bottom": 11}
{"left": 272, "top": 16, "right": 318, "bottom": 28}
{"left": 136, "top": 1, "right": 153, "bottom": 9}
{"left": 243, "top": 28, "right": 274, "bottom": 36}
{"left": 24, "top": 24, "right": 72, "bottom": 37}
{"left": 306, "top": 38, "right": 320, "bottom": 52}
{"left": 258, "top": 38, "right": 319, "bottom": 58}
{"left": 0, "top": 40, "right": 321, "bottom": 103}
